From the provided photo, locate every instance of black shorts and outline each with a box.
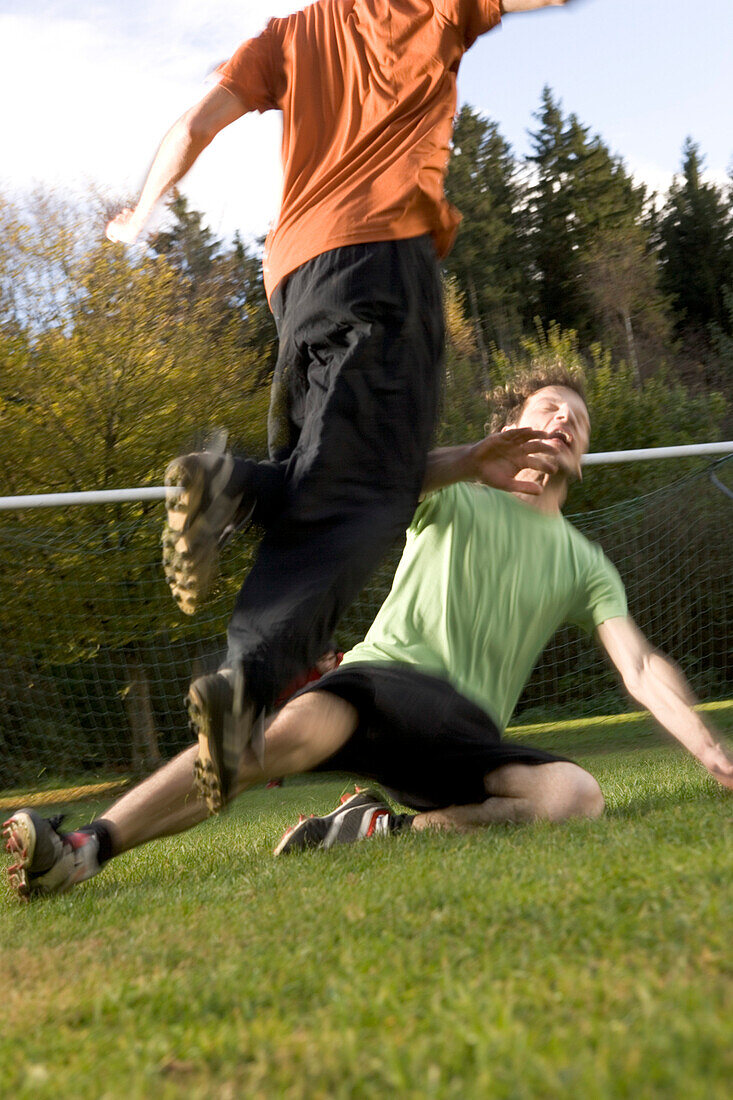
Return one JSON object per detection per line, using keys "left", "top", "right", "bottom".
{"left": 297, "top": 664, "right": 571, "bottom": 811}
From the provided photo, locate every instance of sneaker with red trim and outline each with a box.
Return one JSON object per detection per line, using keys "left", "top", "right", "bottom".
{"left": 3, "top": 809, "right": 101, "bottom": 900}
{"left": 273, "top": 788, "right": 392, "bottom": 856}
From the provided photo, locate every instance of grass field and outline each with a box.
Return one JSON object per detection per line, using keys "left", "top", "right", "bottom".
{"left": 2, "top": 705, "right": 731, "bottom": 1099}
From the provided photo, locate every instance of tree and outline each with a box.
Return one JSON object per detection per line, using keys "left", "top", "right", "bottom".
{"left": 707, "top": 289, "right": 733, "bottom": 429}
{"left": 527, "top": 88, "right": 647, "bottom": 341}
{"left": 659, "top": 139, "right": 733, "bottom": 339}
{"left": 149, "top": 193, "right": 278, "bottom": 378}
{"left": 582, "top": 224, "right": 672, "bottom": 384}
{"left": 0, "top": 188, "right": 272, "bottom": 772}
{"left": 444, "top": 106, "right": 528, "bottom": 354}
{"left": 148, "top": 191, "right": 221, "bottom": 282}
{"left": 438, "top": 275, "right": 490, "bottom": 445}
{"left": 488, "top": 323, "right": 726, "bottom": 511}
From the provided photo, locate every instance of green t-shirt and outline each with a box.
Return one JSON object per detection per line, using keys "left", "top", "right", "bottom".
{"left": 341, "top": 483, "right": 627, "bottom": 729}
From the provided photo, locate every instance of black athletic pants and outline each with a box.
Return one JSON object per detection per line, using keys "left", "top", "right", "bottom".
{"left": 224, "top": 236, "right": 444, "bottom": 709}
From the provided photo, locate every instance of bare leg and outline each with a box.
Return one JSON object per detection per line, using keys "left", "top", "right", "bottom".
{"left": 103, "top": 691, "right": 357, "bottom": 855}
{"left": 411, "top": 761, "right": 604, "bottom": 833}
{"left": 101, "top": 744, "right": 208, "bottom": 853}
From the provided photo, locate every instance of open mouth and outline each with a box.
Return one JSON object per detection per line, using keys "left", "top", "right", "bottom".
{"left": 549, "top": 429, "right": 573, "bottom": 450}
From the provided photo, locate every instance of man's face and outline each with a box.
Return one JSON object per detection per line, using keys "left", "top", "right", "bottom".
{"left": 514, "top": 385, "right": 590, "bottom": 481}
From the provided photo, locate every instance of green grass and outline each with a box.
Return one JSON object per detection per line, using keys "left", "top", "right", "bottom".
{"left": 2, "top": 708, "right": 732, "bottom": 1099}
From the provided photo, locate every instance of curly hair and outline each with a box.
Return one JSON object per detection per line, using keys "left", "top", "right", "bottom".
{"left": 486, "top": 366, "right": 587, "bottom": 433}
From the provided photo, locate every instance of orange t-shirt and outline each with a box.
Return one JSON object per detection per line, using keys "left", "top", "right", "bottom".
{"left": 216, "top": 0, "right": 502, "bottom": 299}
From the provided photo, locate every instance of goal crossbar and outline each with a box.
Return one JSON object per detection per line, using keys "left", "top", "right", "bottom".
{"left": 1, "top": 441, "right": 732, "bottom": 511}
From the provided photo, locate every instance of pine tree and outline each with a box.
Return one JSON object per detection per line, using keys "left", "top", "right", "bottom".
{"left": 444, "top": 106, "right": 527, "bottom": 357}
{"left": 659, "top": 139, "right": 733, "bottom": 338}
{"left": 150, "top": 193, "right": 277, "bottom": 374}
{"left": 527, "top": 88, "right": 646, "bottom": 340}
{"left": 148, "top": 191, "right": 221, "bottom": 281}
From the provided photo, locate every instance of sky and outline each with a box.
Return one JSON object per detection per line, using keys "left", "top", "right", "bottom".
{"left": 1, "top": 0, "right": 731, "bottom": 245}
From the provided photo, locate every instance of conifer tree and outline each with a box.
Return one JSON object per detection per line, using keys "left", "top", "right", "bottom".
{"left": 150, "top": 193, "right": 277, "bottom": 373}
{"left": 444, "top": 106, "right": 527, "bottom": 356}
{"left": 659, "top": 139, "right": 733, "bottom": 338}
{"left": 527, "top": 88, "right": 646, "bottom": 340}
{"left": 148, "top": 191, "right": 221, "bottom": 281}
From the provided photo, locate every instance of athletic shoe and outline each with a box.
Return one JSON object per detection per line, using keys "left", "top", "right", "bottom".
{"left": 3, "top": 810, "right": 101, "bottom": 900}
{"left": 188, "top": 669, "right": 265, "bottom": 814}
{"left": 273, "top": 788, "right": 392, "bottom": 856}
{"left": 162, "top": 447, "right": 255, "bottom": 616}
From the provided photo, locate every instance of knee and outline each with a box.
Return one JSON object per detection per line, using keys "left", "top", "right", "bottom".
{"left": 531, "top": 763, "right": 604, "bottom": 821}
{"left": 257, "top": 692, "right": 356, "bottom": 776}
{"left": 261, "top": 703, "right": 312, "bottom": 772}
{"left": 564, "top": 767, "right": 604, "bottom": 820}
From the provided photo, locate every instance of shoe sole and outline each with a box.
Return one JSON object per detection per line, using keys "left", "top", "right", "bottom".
{"left": 3, "top": 811, "right": 38, "bottom": 900}
{"left": 273, "top": 789, "right": 383, "bottom": 856}
{"left": 188, "top": 675, "right": 256, "bottom": 815}
{"left": 188, "top": 680, "right": 224, "bottom": 814}
{"left": 272, "top": 815, "right": 328, "bottom": 856}
{"left": 162, "top": 456, "right": 217, "bottom": 616}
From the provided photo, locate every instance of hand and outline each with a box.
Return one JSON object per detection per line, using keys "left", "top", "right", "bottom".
{"left": 105, "top": 208, "right": 144, "bottom": 244}
{"left": 468, "top": 428, "right": 559, "bottom": 495}
{"left": 701, "top": 743, "right": 733, "bottom": 791}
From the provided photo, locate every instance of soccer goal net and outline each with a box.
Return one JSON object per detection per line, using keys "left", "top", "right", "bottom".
{"left": 1, "top": 458, "right": 731, "bottom": 792}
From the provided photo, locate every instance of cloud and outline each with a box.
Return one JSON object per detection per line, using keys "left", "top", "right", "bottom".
{"left": 2, "top": 1, "right": 728, "bottom": 244}
{"left": 625, "top": 158, "right": 730, "bottom": 209}
{"left": 0, "top": 4, "right": 285, "bottom": 241}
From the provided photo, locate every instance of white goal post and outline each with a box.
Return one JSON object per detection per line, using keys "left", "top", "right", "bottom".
{"left": 1, "top": 442, "right": 730, "bottom": 786}
{"left": 1, "top": 442, "right": 732, "bottom": 511}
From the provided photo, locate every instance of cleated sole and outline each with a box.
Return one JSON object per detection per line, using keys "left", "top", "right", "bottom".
{"left": 193, "top": 757, "right": 223, "bottom": 815}
{"left": 3, "top": 812, "right": 37, "bottom": 900}
{"left": 163, "top": 457, "right": 213, "bottom": 616}
{"left": 187, "top": 673, "right": 256, "bottom": 816}
{"left": 4, "top": 810, "right": 98, "bottom": 900}
{"left": 161, "top": 452, "right": 250, "bottom": 617}
{"left": 188, "top": 691, "right": 224, "bottom": 814}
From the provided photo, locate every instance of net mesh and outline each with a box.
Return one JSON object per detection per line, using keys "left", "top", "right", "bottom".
{"left": 1, "top": 460, "right": 731, "bottom": 793}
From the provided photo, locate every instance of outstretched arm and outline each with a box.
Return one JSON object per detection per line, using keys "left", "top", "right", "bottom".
{"left": 501, "top": 0, "right": 573, "bottom": 12}
{"left": 596, "top": 616, "right": 733, "bottom": 789}
{"left": 423, "top": 428, "right": 558, "bottom": 496}
{"left": 105, "top": 85, "right": 245, "bottom": 244}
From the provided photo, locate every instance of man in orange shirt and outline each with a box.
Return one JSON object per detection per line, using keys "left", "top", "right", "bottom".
{"left": 106, "top": 1, "right": 576, "bottom": 813}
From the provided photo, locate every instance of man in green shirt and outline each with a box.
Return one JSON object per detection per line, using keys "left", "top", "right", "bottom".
{"left": 5, "top": 370, "right": 732, "bottom": 894}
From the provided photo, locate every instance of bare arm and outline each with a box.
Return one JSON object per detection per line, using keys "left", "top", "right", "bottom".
{"left": 105, "top": 85, "right": 246, "bottom": 244}
{"left": 501, "top": 0, "right": 572, "bottom": 12}
{"left": 422, "top": 428, "right": 558, "bottom": 496}
{"left": 596, "top": 616, "right": 733, "bottom": 789}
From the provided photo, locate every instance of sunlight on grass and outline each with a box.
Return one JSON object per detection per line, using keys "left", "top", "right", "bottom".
{"left": 2, "top": 711, "right": 731, "bottom": 1098}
